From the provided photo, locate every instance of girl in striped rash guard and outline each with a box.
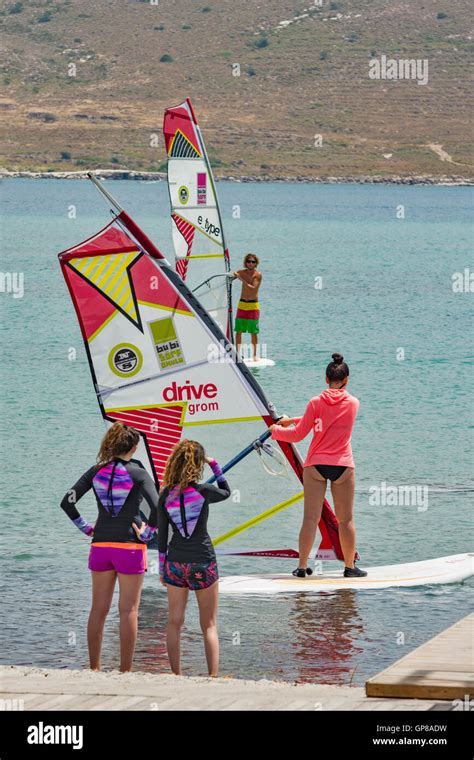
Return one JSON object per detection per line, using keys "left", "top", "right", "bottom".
{"left": 156, "top": 440, "right": 230, "bottom": 676}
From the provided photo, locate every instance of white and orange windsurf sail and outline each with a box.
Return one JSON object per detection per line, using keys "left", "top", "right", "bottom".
{"left": 163, "top": 98, "right": 233, "bottom": 341}
{"left": 58, "top": 177, "right": 347, "bottom": 561}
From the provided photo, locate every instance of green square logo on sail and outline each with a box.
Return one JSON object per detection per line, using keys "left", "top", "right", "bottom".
{"left": 149, "top": 317, "right": 185, "bottom": 370}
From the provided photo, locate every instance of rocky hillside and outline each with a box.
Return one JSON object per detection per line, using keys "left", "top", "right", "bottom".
{"left": 1, "top": 0, "right": 472, "bottom": 179}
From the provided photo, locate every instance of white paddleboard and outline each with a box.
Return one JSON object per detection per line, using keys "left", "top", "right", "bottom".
{"left": 218, "top": 553, "right": 474, "bottom": 594}
{"left": 242, "top": 357, "right": 275, "bottom": 368}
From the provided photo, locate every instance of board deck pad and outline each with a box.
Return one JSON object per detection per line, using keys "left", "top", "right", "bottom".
{"left": 243, "top": 357, "right": 275, "bottom": 368}
{"left": 217, "top": 554, "right": 474, "bottom": 594}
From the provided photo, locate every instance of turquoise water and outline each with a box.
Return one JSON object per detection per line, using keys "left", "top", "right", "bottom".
{"left": 1, "top": 179, "right": 472, "bottom": 683}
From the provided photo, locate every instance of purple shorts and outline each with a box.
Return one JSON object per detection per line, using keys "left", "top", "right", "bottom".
{"left": 88, "top": 543, "right": 147, "bottom": 574}
{"left": 163, "top": 560, "right": 218, "bottom": 590}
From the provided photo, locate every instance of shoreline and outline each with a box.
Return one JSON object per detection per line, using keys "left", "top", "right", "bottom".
{"left": 0, "top": 665, "right": 450, "bottom": 711}
{"left": 1, "top": 616, "right": 470, "bottom": 709}
{"left": 1, "top": 169, "right": 473, "bottom": 186}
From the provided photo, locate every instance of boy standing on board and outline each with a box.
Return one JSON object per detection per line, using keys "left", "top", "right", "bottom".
{"left": 233, "top": 253, "right": 262, "bottom": 361}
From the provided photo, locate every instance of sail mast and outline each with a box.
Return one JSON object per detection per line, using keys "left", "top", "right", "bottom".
{"left": 87, "top": 172, "right": 123, "bottom": 213}
{"left": 87, "top": 173, "right": 168, "bottom": 263}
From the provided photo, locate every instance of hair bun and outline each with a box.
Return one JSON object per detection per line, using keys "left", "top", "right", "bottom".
{"left": 331, "top": 352, "right": 344, "bottom": 365}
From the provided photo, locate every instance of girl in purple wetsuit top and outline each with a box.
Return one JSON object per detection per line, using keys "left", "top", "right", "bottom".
{"left": 156, "top": 439, "right": 231, "bottom": 677}
{"left": 60, "top": 422, "right": 159, "bottom": 672}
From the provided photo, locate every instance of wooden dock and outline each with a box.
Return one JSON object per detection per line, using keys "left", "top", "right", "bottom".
{"left": 0, "top": 665, "right": 451, "bottom": 711}
{"left": 366, "top": 613, "right": 474, "bottom": 700}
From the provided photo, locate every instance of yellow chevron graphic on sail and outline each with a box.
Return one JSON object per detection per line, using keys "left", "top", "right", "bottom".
{"left": 69, "top": 251, "right": 140, "bottom": 323}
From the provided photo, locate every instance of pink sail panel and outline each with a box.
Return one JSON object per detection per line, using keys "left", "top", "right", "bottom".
{"left": 163, "top": 99, "right": 201, "bottom": 158}
{"left": 62, "top": 264, "right": 118, "bottom": 342}
{"left": 132, "top": 252, "right": 192, "bottom": 315}
{"left": 59, "top": 222, "right": 137, "bottom": 260}
{"left": 106, "top": 405, "right": 184, "bottom": 482}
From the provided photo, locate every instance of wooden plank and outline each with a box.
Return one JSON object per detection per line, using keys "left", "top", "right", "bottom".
{"left": 120, "top": 697, "right": 158, "bottom": 712}
{"left": 366, "top": 613, "right": 474, "bottom": 700}
{"left": 0, "top": 693, "right": 50, "bottom": 710}
{"left": 89, "top": 695, "right": 148, "bottom": 711}
{"left": 65, "top": 695, "right": 104, "bottom": 709}
{"left": 367, "top": 682, "right": 467, "bottom": 700}
{"left": 60, "top": 695, "right": 108, "bottom": 710}
{"left": 377, "top": 669, "right": 473, "bottom": 681}
{"left": 386, "top": 663, "right": 469, "bottom": 671}
{"left": 368, "top": 674, "right": 473, "bottom": 687}
{"left": 31, "top": 693, "right": 83, "bottom": 710}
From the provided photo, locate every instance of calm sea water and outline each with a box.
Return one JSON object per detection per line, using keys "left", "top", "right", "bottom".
{"left": 1, "top": 179, "right": 472, "bottom": 684}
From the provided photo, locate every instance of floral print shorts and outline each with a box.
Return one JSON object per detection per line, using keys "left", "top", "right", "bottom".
{"left": 163, "top": 560, "right": 218, "bottom": 590}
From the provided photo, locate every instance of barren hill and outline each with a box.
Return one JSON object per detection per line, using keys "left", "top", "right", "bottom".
{"left": 1, "top": 0, "right": 473, "bottom": 179}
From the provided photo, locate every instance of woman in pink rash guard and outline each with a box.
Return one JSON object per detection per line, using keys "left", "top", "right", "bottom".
{"left": 270, "top": 353, "right": 367, "bottom": 579}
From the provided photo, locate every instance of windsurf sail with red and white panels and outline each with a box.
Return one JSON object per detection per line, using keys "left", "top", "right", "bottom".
{"left": 163, "top": 98, "right": 233, "bottom": 341}
{"left": 58, "top": 187, "right": 347, "bottom": 561}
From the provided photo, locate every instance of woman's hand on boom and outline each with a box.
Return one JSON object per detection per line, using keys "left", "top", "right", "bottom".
{"left": 276, "top": 415, "right": 294, "bottom": 428}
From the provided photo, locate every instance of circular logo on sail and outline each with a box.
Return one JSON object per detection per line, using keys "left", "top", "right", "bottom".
{"left": 108, "top": 343, "right": 143, "bottom": 378}
{"left": 178, "top": 185, "right": 189, "bottom": 205}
